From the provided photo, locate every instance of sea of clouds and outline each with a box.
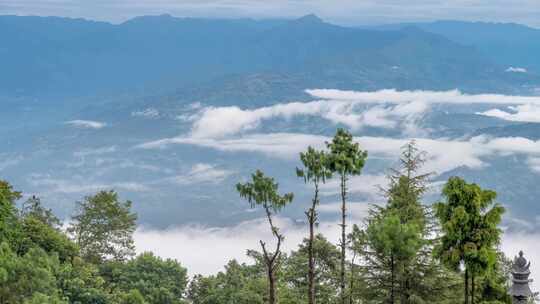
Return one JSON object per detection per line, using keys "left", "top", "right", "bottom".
{"left": 134, "top": 217, "right": 540, "bottom": 291}
{"left": 22, "top": 88, "right": 540, "bottom": 289}
{"left": 131, "top": 88, "right": 540, "bottom": 288}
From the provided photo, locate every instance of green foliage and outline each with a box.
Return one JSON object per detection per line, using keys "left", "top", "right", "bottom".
{"left": 237, "top": 170, "right": 294, "bottom": 304}
{"left": 297, "top": 146, "right": 333, "bottom": 185}
{"left": 57, "top": 257, "right": 110, "bottom": 304}
{"left": 326, "top": 128, "right": 368, "bottom": 304}
{"left": 0, "top": 180, "right": 22, "bottom": 251}
{"left": 237, "top": 170, "right": 294, "bottom": 212}
{"left": 0, "top": 183, "right": 192, "bottom": 304}
{"left": 282, "top": 234, "right": 341, "bottom": 303}
{"left": 68, "top": 190, "right": 138, "bottom": 263}
{"left": 437, "top": 178, "right": 503, "bottom": 271}
{"left": 297, "top": 146, "right": 333, "bottom": 304}
{"left": 20, "top": 216, "right": 79, "bottom": 262}
{"left": 106, "top": 252, "right": 189, "bottom": 304}
{"left": 23, "top": 293, "right": 67, "bottom": 304}
{"left": 18, "top": 195, "right": 78, "bottom": 262}
{"left": 364, "top": 213, "right": 423, "bottom": 303}
{"left": 0, "top": 180, "right": 22, "bottom": 203}
{"left": 21, "top": 196, "right": 62, "bottom": 228}
{"left": 118, "top": 289, "right": 147, "bottom": 304}
{"left": 325, "top": 128, "right": 368, "bottom": 176}
{"left": 0, "top": 242, "right": 63, "bottom": 303}
{"left": 352, "top": 142, "right": 464, "bottom": 304}
{"left": 384, "top": 142, "right": 432, "bottom": 229}
{"left": 188, "top": 260, "right": 266, "bottom": 304}
{"left": 435, "top": 177, "right": 506, "bottom": 303}
{"left": 474, "top": 251, "right": 512, "bottom": 304}
{"left": 435, "top": 177, "right": 504, "bottom": 272}
{"left": 367, "top": 213, "right": 422, "bottom": 264}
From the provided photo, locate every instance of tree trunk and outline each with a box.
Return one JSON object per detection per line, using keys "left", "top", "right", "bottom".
{"left": 465, "top": 268, "right": 469, "bottom": 304}
{"left": 307, "top": 182, "right": 320, "bottom": 304}
{"left": 391, "top": 253, "right": 395, "bottom": 304}
{"left": 261, "top": 205, "right": 282, "bottom": 304}
{"left": 471, "top": 273, "right": 475, "bottom": 304}
{"left": 349, "top": 253, "right": 356, "bottom": 304}
{"left": 308, "top": 207, "right": 316, "bottom": 304}
{"left": 400, "top": 278, "right": 407, "bottom": 304}
{"left": 340, "top": 173, "right": 347, "bottom": 304}
{"left": 269, "top": 265, "right": 276, "bottom": 304}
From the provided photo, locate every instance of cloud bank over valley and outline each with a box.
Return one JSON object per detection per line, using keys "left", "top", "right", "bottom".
{"left": 3, "top": 88, "right": 540, "bottom": 242}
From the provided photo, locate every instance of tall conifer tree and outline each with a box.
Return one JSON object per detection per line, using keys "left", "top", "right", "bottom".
{"left": 237, "top": 170, "right": 294, "bottom": 304}
{"left": 326, "top": 129, "right": 367, "bottom": 304}
{"left": 297, "top": 146, "right": 333, "bottom": 304}
{"left": 435, "top": 177, "right": 505, "bottom": 304}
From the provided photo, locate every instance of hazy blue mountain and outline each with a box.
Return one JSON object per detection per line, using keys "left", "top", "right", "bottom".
{"left": 1, "top": 14, "right": 538, "bottom": 99}
{"left": 474, "top": 123, "right": 540, "bottom": 140}
{"left": 377, "top": 20, "right": 540, "bottom": 74}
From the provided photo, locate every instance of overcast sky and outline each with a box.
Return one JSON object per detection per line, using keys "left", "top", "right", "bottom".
{"left": 1, "top": 0, "right": 540, "bottom": 27}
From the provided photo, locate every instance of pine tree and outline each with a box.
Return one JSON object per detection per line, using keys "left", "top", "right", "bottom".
{"left": 237, "top": 170, "right": 294, "bottom": 304}
{"left": 326, "top": 128, "right": 367, "bottom": 304}
{"left": 297, "top": 146, "right": 333, "bottom": 304}
{"left": 352, "top": 141, "right": 462, "bottom": 303}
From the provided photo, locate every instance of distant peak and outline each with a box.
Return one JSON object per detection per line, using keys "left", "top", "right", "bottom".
{"left": 401, "top": 25, "right": 423, "bottom": 32}
{"left": 295, "top": 14, "right": 324, "bottom": 24}
{"left": 147, "top": 13, "right": 175, "bottom": 19}
{"left": 124, "top": 14, "right": 177, "bottom": 24}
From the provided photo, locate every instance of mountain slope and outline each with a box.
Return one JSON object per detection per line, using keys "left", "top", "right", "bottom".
{"left": 1, "top": 15, "right": 538, "bottom": 98}
{"left": 377, "top": 20, "right": 540, "bottom": 74}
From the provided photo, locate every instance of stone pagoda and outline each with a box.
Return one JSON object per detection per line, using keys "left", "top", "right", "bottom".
{"left": 510, "top": 251, "right": 535, "bottom": 304}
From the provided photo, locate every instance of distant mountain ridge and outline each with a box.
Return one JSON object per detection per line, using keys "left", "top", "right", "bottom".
{"left": 376, "top": 20, "right": 540, "bottom": 74}
{"left": 1, "top": 14, "right": 538, "bottom": 99}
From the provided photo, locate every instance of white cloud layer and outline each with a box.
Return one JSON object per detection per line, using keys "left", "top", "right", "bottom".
{"left": 131, "top": 108, "right": 160, "bottom": 119}
{"left": 28, "top": 176, "right": 150, "bottom": 194}
{"left": 73, "top": 146, "right": 117, "bottom": 158}
{"left": 135, "top": 207, "right": 367, "bottom": 276}
{"left": 170, "top": 163, "right": 235, "bottom": 185}
{"left": 528, "top": 157, "right": 540, "bottom": 173}
{"left": 174, "top": 89, "right": 540, "bottom": 139}
{"left": 0, "top": 155, "right": 23, "bottom": 171}
{"left": 306, "top": 89, "right": 540, "bottom": 105}
{"left": 135, "top": 217, "right": 540, "bottom": 292}
{"left": 506, "top": 67, "right": 528, "bottom": 73}
{"left": 138, "top": 133, "right": 328, "bottom": 159}
{"left": 478, "top": 104, "right": 540, "bottom": 123}
{"left": 137, "top": 89, "right": 540, "bottom": 177}
{"left": 65, "top": 120, "right": 107, "bottom": 129}
{"left": 188, "top": 100, "right": 428, "bottom": 138}
{"left": 320, "top": 174, "right": 387, "bottom": 198}
{"left": 140, "top": 133, "right": 540, "bottom": 174}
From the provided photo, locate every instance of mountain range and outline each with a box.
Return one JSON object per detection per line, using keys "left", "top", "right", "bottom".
{"left": 2, "top": 14, "right": 539, "bottom": 99}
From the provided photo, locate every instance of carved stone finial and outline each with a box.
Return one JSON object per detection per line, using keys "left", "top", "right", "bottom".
{"left": 511, "top": 250, "right": 534, "bottom": 304}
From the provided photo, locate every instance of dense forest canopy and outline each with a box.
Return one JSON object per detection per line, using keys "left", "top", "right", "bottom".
{"left": 0, "top": 129, "right": 531, "bottom": 303}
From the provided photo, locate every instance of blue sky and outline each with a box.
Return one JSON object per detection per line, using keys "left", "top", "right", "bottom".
{"left": 1, "top": 0, "right": 540, "bottom": 27}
